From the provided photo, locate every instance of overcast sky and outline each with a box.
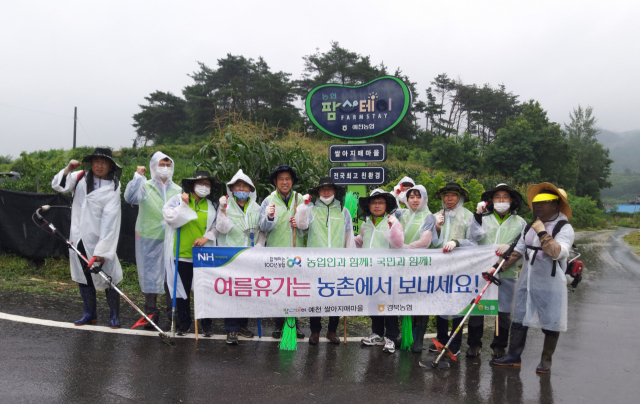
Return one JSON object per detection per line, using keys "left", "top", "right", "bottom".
{"left": 1, "top": 0, "right": 638, "bottom": 159}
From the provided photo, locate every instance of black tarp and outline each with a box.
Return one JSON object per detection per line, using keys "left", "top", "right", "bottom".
{"left": 0, "top": 189, "right": 138, "bottom": 264}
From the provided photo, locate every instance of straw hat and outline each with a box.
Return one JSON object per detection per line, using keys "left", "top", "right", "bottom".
{"left": 526, "top": 182, "right": 572, "bottom": 221}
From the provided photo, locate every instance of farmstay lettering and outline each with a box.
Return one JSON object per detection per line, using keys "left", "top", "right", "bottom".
{"left": 305, "top": 76, "right": 411, "bottom": 140}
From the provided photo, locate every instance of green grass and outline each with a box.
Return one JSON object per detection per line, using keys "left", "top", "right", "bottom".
{"left": 623, "top": 231, "right": 640, "bottom": 254}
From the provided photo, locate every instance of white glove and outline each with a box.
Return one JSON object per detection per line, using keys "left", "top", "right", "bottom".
{"left": 266, "top": 204, "right": 276, "bottom": 218}
{"left": 388, "top": 214, "right": 397, "bottom": 227}
{"left": 434, "top": 212, "right": 444, "bottom": 227}
{"left": 302, "top": 194, "right": 311, "bottom": 204}
{"left": 476, "top": 201, "right": 487, "bottom": 214}
{"left": 495, "top": 244, "right": 510, "bottom": 256}
{"left": 64, "top": 159, "right": 81, "bottom": 174}
{"left": 393, "top": 184, "right": 402, "bottom": 196}
{"left": 219, "top": 195, "right": 228, "bottom": 208}
{"left": 443, "top": 240, "right": 457, "bottom": 252}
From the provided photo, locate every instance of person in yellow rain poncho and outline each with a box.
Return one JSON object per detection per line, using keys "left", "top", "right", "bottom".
{"left": 124, "top": 151, "right": 182, "bottom": 330}
{"left": 355, "top": 189, "right": 404, "bottom": 354}
{"left": 216, "top": 169, "right": 262, "bottom": 344}
{"left": 258, "top": 165, "right": 311, "bottom": 339}
{"left": 304, "top": 177, "right": 355, "bottom": 345}
{"left": 466, "top": 183, "right": 527, "bottom": 358}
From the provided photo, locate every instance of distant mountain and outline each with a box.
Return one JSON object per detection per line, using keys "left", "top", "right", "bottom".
{"left": 597, "top": 129, "right": 640, "bottom": 173}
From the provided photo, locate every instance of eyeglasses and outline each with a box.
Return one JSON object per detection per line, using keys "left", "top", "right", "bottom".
{"left": 370, "top": 201, "right": 386, "bottom": 206}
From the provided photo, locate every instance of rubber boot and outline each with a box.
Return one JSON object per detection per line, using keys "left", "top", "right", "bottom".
{"left": 466, "top": 323, "right": 484, "bottom": 357}
{"left": 536, "top": 334, "right": 559, "bottom": 374}
{"left": 74, "top": 284, "right": 97, "bottom": 326}
{"left": 490, "top": 327, "right": 510, "bottom": 358}
{"left": 411, "top": 316, "right": 428, "bottom": 353}
{"left": 105, "top": 288, "right": 121, "bottom": 329}
{"left": 492, "top": 323, "right": 528, "bottom": 367}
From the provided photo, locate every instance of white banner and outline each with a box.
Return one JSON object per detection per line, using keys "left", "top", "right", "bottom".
{"left": 192, "top": 245, "right": 499, "bottom": 318}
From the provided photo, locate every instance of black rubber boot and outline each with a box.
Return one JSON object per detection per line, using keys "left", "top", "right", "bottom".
{"left": 466, "top": 322, "right": 484, "bottom": 357}
{"left": 411, "top": 316, "right": 428, "bottom": 353}
{"left": 105, "top": 288, "right": 120, "bottom": 329}
{"left": 74, "top": 284, "right": 97, "bottom": 326}
{"left": 492, "top": 323, "right": 528, "bottom": 367}
{"left": 536, "top": 334, "right": 559, "bottom": 374}
{"left": 491, "top": 327, "right": 510, "bottom": 358}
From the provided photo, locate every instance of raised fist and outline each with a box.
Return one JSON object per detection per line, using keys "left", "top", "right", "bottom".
{"left": 267, "top": 204, "right": 276, "bottom": 218}
{"left": 136, "top": 166, "right": 147, "bottom": 176}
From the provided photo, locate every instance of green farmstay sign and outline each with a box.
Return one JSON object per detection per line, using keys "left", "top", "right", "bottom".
{"left": 305, "top": 76, "right": 412, "bottom": 140}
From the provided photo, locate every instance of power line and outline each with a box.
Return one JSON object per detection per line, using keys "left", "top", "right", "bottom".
{"left": 76, "top": 118, "right": 94, "bottom": 146}
{"left": 0, "top": 101, "right": 73, "bottom": 119}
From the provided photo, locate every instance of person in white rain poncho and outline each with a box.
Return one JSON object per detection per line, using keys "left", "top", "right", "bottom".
{"left": 392, "top": 176, "right": 415, "bottom": 209}
{"left": 258, "top": 165, "right": 311, "bottom": 339}
{"left": 162, "top": 171, "right": 220, "bottom": 335}
{"left": 466, "top": 184, "right": 527, "bottom": 359}
{"left": 356, "top": 189, "right": 404, "bottom": 354}
{"left": 491, "top": 183, "right": 574, "bottom": 374}
{"left": 51, "top": 148, "right": 123, "bottom": 328}
{"left": 124, "top": 151, "right": 181, "bottom": 330}
{"left": 304, "top": 177, "right": 355, "bottom": 345}
{"left": 430, "top": 182, "right": 476, "bottom": 356}
{"left": 395, "top": 185, "right": 438, "bottom": 354}
{"left": 216, "top": 169, "right": 261, "bottom": 344}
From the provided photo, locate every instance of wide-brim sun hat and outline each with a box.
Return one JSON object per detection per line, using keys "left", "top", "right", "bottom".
{"left": 308, "top": 177, "right": 346, "bottom": 200}
{"left": 434, "top": 182, "right": 470, "bottom": 201}
{"left": 358, "top": 189, "right": 398, "bottom": 217}
{"left": 269, "top": 165, "right": 299, "bottom": 186}
{"left": 182, "top": 170, "right": 222, "bottom": 196}
{"left": 526, "top": 182, "right": 572, "bottom": 221}
{"left": 481, "top": 183, "right": 527, "bottom": 215}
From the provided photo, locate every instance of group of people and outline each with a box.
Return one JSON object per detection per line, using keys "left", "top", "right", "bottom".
{"left": 51, "top": 147, "right": 575, "bottom": 373}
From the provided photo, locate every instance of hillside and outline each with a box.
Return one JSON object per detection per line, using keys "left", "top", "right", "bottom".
{"left": 597, "top": 129, "right": 640, "bottom": 173}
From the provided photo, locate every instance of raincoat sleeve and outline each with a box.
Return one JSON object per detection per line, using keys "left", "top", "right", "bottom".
{"left": 468, "top": 213, "right": 485, "bottom": 243}
{"left": 385, "top": 219, "right": 404, "bottom": 249}
{"left": 294, "top": 201, "right": 313, "bottom": 230}
{"left": 404, "top": 214, "right": 436, "bottom": 249}
{"left": 540, "top": 224, "right": 574, "bottom": 260}
{"left": 343, "top": 209, "right": 356, "bottom": 249}
{"left": 51, "top": 168, "right": 81, "bottom": 193}
{"left": 163, "top": 194, "right": 197, "bottom": 229}
{"left": 123, "top": 172, "right": 147, "bottom": 204}
{"left": 255, "top": 232, "right": 267, "bottom": 247}
{"left": 215, "top": 206, "right": 234, "bottom": 234}
{"left": 93, "top": 188, "right": 122, "bottom": 261}
{"left": 354, "top": 234, "right": 363, "bottom": 248}
{"left": 203, "top": 216, "right": 218, "bottom": 243}
{"left": 502, "top": 232, "right": 527, "bottom": 269}
{"left": 259, "top": 199, "right": 277, "bottom": 233}
{"left": 454, "top": 214, "right": 478, "bottom": 247}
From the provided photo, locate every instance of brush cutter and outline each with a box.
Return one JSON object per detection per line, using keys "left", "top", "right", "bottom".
{"left": 420, "top": 235, "right": 521, "bottom": 370}
{"left": 171, "top": 227, "right": 181, "bottom": 337}
{"left": 33, "top": 205, "right": 175, "bottom": 347}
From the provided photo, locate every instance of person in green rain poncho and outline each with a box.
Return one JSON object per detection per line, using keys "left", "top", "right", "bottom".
{"left": 215, "top": 169, "right": 263, "bottom": 344}
{"left": 466, "top": 184, "right": 527, "bottom": 358}
{"left": 258, "top": 165, "right": 312, "bottom": 339}
{"left": 124, "top": 151, "right": 182, "bottom": 330}
{"left": 355, "top": 189, "right": 405, "bottom": 354}
{"left": 395, "top": 185, "right": 439, "bottom": 354}
{"left": 429, "top": 182, "right": 476, "bottom": 356}
{"left": 304, "top": 177, "right": 355, "bottom": 345}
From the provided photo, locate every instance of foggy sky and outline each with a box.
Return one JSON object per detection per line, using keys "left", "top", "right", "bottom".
{"left": 1, "top": 0, "right": 638, "bottom": 159}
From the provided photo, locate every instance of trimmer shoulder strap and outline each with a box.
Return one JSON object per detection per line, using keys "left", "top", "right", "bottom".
{"left": 524, "top": 220, "right": 570, "bottom": 277}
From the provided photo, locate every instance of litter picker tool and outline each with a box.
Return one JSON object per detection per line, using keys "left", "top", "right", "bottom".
{"left": 237, "top": 209, "right": 262, "bottom": 337}
{"left": 171, "top": 228, "right": 181, "bottom": 337}
{"left": 32, "top": 206, "right": 175, "bottom": 347}
{"left": 420, "top": 235, "right": 521, "bottom": 370}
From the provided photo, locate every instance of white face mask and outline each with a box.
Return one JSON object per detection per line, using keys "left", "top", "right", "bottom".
{"left": 194, "top": 185, "right": 210, "bottom": 198}
{"left": 156, "top": 166, "right": 171, "bottom": 179}
{"left": 319, "top": 196, "right": 334, "bottom": 205}
{"left": 494, "top": 202, "right": 511, "bottom": 214}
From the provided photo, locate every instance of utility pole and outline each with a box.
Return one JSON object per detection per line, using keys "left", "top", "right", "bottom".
{"left": 634, "top": 195, "right": 638, "bottom": 220}
{"left": 73, "top": 107, "right": 77, "bottom": 149}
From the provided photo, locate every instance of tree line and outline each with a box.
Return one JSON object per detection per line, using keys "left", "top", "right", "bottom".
{"left": 132, "top": 42, "right": 612, "bottom": 206}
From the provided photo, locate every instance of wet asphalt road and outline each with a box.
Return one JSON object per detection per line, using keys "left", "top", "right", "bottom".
{"left": 1, "top": 228, "right": 639, "bottom": 403}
